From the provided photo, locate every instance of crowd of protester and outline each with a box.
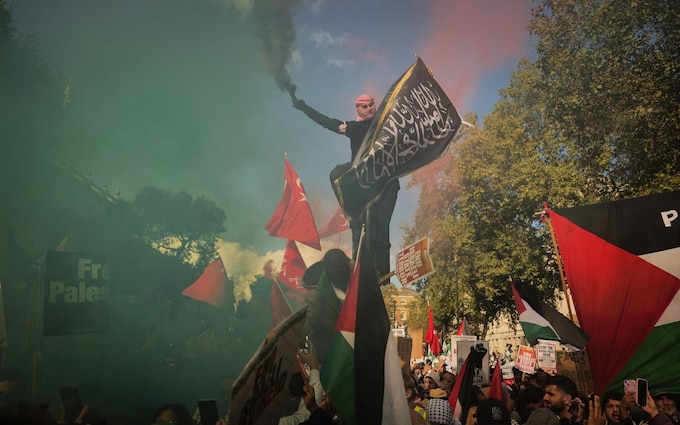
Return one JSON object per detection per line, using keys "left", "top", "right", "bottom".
{"left": 400, "top": 359, "right": 679, "bottom": 425}
{"left": 0, "top": 246, "right": 677, "bottom": 425}
{"left": 0, "top": 353, "right": 678, "bottom": 425}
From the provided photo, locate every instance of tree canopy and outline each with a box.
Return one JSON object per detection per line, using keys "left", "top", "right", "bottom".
{"left": 405, "top": 0, "right": 680, "bottom": 336}
{"left": 134, "top": 186, "right": 226, "bottom": 268}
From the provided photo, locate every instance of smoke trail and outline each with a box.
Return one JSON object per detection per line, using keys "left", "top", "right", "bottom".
{"left": 249, "top": 0, "right": 302, "bottom": 96}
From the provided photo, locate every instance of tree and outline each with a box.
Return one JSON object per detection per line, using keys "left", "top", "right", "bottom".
{"left": 405, "top": 0, "right": 680, "bottom": 337}
{"left": 133, "top": 186, "right": 226, "bottom": 268}
{"left": 380, "top": 283, "right": 399, "bottom": 324}
{"left": 529, "top": 0, "right": 680, "bottom": 197}
{"left": 0, "top": 0, "right": 65, "bottom": 166}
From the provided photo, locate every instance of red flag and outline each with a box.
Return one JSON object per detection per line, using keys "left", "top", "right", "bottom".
{"left": 425, "top": 305, "right": 436, "bottom": 345}
{"left": 182, "top": 259, "right": 229, "bottom": 307}
{"left": 278, "top": 239, "right": 307, "bottom": 291}
{"left": 318, "top": 207, "right": 349, "bottom": 239}
{"left": 455, "top": 318, "right": 469, "bottom": 335}
{"left": 430, "top": 330, "right": 442, "bottom": 356}
{"left": 488, "top": 362, "right": 503, "bottom": 401}
{"left": 265, "top": 158, "right": 321, "bottom": 250}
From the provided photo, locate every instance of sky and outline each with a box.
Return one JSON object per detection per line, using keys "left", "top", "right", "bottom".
{"left": 10, "top": 0, "right": 534, "bottom": 287}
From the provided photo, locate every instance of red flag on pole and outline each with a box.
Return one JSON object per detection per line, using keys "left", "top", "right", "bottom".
{"left": 182, "top": 259, "right": 229, "bottom": 307}
{"left": 278, "top": 239, "right": 308, "bottom": 291}
{"left": 318, "top": 207, "right": 349, "bottom": 239}
{"left": 430, "top": 330, "right": 442, "bottom": 356}
{"left": 455, "top": 318, "right": 469, "bottom": 335}
{"left": 265, "top": 157, "right": 321, "bottom": 250}
{"left": 425, "top": 305, "right": 436, "bottom": 346}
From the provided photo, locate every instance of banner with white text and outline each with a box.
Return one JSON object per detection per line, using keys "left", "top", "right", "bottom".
{"left": 43, "top": 251, "right": 109, "bottom": 336}
{"left": 396, "top": 237, "right": 434, "bottom": 286}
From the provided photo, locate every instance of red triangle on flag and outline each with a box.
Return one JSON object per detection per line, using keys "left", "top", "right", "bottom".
{"left": 182, "top": 259, "right": 229, "bottom": 307}
{"left": 277, "top": 239, "right": 307, "bottom": 291}
{"left": 551, "top": 211, "right": 680, "bottom": 393}
{"left": 488, "top": 362, "right": 503, "bottom": 401}
{"left": 318, "top": 207, "right": 349, "bottom": 239}
{"left": 449, "top": 348, "right": 480, "bottom": 420}
{"left": 333, "top": 252, "right": 360, "bottom": 334}
{"left": 265, "top": 158, "right": 321, "bottom": 250}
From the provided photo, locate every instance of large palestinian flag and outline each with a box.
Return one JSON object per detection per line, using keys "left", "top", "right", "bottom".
{"left": 549, "top": 190, "right": 680, "bottom": 394}
{"left": 320, "top": 244, "right": 411, "bottom": 425}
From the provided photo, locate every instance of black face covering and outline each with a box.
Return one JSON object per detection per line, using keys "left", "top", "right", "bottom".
{"left": 323, "top": 249, "right": 351, "bottom": 292}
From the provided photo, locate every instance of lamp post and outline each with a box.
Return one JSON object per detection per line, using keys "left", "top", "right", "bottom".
{"left": 454, "top": 254, "right": 459, "bottom": 323}
{"left": 392, "top": 299, "right": 397, "bottom": 326}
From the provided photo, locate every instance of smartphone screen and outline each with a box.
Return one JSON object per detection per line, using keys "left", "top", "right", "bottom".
{"left": 59, "top": 387, "right": 82, "bottom": 423}
{"left": 636, "top": 378, "right": 648, "bottom": 406}
{"left": 198, "top": 399, "right": 219, "bottom": 425}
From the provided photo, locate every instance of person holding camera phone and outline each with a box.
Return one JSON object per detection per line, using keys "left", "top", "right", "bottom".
{"left": 278, "top": 340, "right": 324, "bottom": 425}
{"left": 619, "top": 385, "right": 674, "bottom": 425}
{"left": 586, "top": 394, "right": 606, "bottom": 425}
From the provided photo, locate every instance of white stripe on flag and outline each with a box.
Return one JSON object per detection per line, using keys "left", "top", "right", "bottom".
{"left": 382, "top": 336, "right": 411, "bottom": 425}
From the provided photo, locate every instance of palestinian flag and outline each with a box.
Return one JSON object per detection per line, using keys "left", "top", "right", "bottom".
{"left": 332, "top": 57, "right": 462, "bottom": 221}
{"left": 510, "top": 281, "right": 590, "bottom": 350}
{"left": 549, "top": 190, "right": 680, "bottom": 395}
{"left": 320, "top": 244, "right": 411, "bottom": 425}
{"left": 449, "top": 345, "right": 486, "bottom": 420}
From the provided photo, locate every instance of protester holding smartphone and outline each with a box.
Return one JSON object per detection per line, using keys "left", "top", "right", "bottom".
{"left": 620, "top": 386, "right": 674, "bottom": 425}
{"left": 278, "top": 340, "right": 324, "bottom": 425}
{"left": 587, "top": 394, "right": 606, "bottom": 425}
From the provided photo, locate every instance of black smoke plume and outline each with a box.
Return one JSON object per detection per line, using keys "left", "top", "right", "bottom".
{"left": 251, "top": 0, "right": 301, "bottom": 96}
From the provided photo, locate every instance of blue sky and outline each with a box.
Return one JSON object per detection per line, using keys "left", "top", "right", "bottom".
{"left": 10, "top": 0, "right": 534, "bottom": 286}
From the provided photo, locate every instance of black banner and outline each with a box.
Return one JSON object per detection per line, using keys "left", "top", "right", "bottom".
{"left": 332, "top": 57, "right": 462, "bottom": 221}
{"left": 43, "top": 250, "right": 110, "bottom": 336}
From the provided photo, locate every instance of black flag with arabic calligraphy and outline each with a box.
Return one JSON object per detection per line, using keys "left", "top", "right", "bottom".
{"left": 331, "top": 57, "right": 462, "bottom": 222}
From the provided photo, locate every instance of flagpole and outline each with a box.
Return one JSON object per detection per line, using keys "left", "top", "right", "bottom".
{"left": 536, "top": 205, "right": 593, "bottom": 394}
{"left": 272, "top": 277, "right": 294, "bottom": 314}
{"left": 535, "top": 206, "right": 574, "bottom": 322}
